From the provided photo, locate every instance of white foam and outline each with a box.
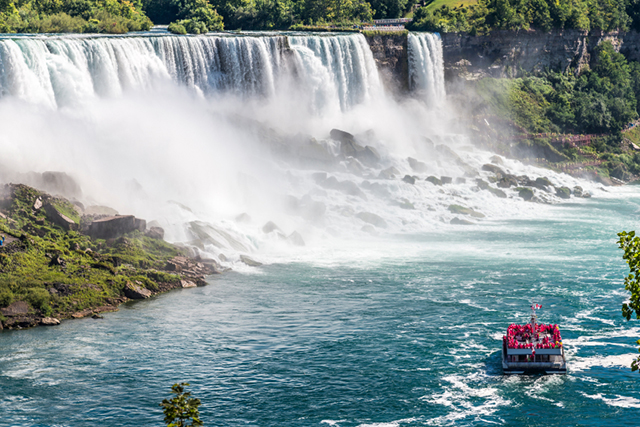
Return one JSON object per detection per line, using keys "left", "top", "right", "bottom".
{"left": 579, "top": 392, "right": 640, "bottom": 408}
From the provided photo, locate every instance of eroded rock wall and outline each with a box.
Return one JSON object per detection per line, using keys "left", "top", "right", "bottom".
{"left": 364, "top": 34, "right": 409, "bottom": 94}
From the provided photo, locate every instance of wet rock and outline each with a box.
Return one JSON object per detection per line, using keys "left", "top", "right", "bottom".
{"left": 240, "top": 255, "right": 263, "bottom": 267}
{"left": 556, "top": 186, "right": 571, "bottom": 199}
{"left": 88, "top": 215, "right": 143, "bottom": 239}
{"left": 497, "top": 175, "right": 518, "bottom": 188}
{"left": 455, "top": 177, "right": 467, "bottom": 184}
{"left": 312, "top": 172, "right": 328, "bottom": 184}
{"left": 518, "top": 187, "right": 534, "bottom": 201}
{"left": 330, "top": 128, "right": 355, "bottom": 144}
{"left": 297, "top": 138, "right": 335, "bottom": 163}
{"left": 287, "top": 231, "right": 305, "bottom": 246}
{"left": 489, "top": 187, "right": 507, "bottom": 198}
{"left": 534, "top": 177, "right": 553, "bottom": 190}
{"left": 84, "top": 205, "right": 119, "bottom": 216}
{"left": 180, "top": 279, "right": 197, "bottom": 288}
{"left": 490, "top": 155, "right": 504, "bottom": 165}
{"left": 408, "top": 157, "right": 428, "bottom": 173}
{"left": 426, "top": 176, "right": 442, "bottom": 186}
{"left": 33, "top": 197, "right": 43, "bottom": 211}
{"left": 482, "top": 164, "right": 505, "bottom": 176}
{"left": 124, "top": 281, "right": 152, "bottom": 299}
{"left": 573, "top": 186, "right": 583, "bottom": 197}
{"left": 448, "top": 204, "right": 485, "bottom": 218}
{"left": 347, "top": 159, "right": 365, "bottom": 176}
{"left": 451, "top": 217, "right": 474, "bottom": 225}
{"left": 361, "top": 224, "right": 376, "bottom": 234}
{"left": 378, "top": 167, "right": 400, "bottom": 180}
{"left": 394, "top": 199, "right": 415, "bottom": 210}
{"left": 441, "top": 176, "right": 453, "bottom": 184}
{"left": 0, "top": 301, "right": 29, "bottom": 317}
{"left": 356, "top": 212, "right": 388, "bottom": 228}
{"left": 595, "top": 174, "right": 614, "bottom": 186}
{"left": 262, "top": 221, "right": 282, "bottom": 234}
{"left": 517, "top": 176, "right": 534, "bottom": 186}
{"left": 359, "top": 146, "right": 381, "bottom": 166}
{"left": 476, "top": 179, "right": 490, "bottom": 190}
{"left": 44, "top": 203, "right": 78, "bottom": 231}
{"left": 40, "top": 317, "right": 61, "bottom": 326}
{"left": 402, "top": 175, "right": 416, "bottom": 185}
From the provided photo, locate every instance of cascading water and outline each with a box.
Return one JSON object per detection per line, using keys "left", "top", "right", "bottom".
{"left": 407, "top": 32, "right": 446, "bottom": 105}
{"left": 0, "top": 31, "right": 593, "bottom": 264}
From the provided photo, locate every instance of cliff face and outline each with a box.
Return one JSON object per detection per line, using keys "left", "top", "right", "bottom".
{"left": 440, "top": 29, "right": 635, "bottom": 80}
{"left": 364, "top": 34, "right": 409, "bottom": 94}
{"left": 364, "top": 30, "right": 640, "bottom": 87}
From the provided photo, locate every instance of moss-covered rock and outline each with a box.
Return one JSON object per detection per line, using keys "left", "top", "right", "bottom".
{"left": 448, "top": 204, "right": 485, "bottom": 218}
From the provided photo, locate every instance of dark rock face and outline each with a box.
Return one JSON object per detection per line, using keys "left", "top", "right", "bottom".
{"left": 556, "top": 186, "right": 571, "bottom": 199}
{"left": 88, "top": 215, "right": 144, "bottom": 239}
{"left": 441, "top": 176, "right": 453, "bottom": 184}
{"left": 240, "top": 255, "right": 262, "bottom": 267}
{"left": 573, "top": 186, "right": 584, "bottom": 197}
{"left": 426, "top": 176, "right": 443, "bottom": 186}
{"left": 519, "top": 187, "right": 534, "bottom": 201}
{"left": 448, "top": 204, "right": 485, "bottom": 218}
{"left": 145, "top": 226, "right": 165, "bottom": 240}
{"left": 364, "top": 34, "right": 409, "bottom": 93}
{"left": 451, "top": 217, "right": 474, "bottom": 225}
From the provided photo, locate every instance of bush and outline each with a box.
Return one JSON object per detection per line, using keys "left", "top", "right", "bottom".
{"left": 168, "top": 20, "right": 187, "bottom": 33}
{"left": 0, "top": 289, "right": 14, "bottom": 308}
{"left": 25, "top": 288, "right": 50, "bottom": 311}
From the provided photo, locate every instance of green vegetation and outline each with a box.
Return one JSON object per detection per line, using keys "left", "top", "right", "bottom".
{"left": 470, "top": 41, "right": 640, "bottom": 180}
{"left": 0, "top": 184, "right": 183, "bottom": 326}
{"left": 616, "top": 230, "right": 640, "bottom": 372}
{"left": 0, "top": 0, "right": 152, "bottom": 33}
{"left": 409, "top": 0, "right": 640, "bottom": 33}
{"left": 161, "top": 383, "right": 204, "bottom": 427}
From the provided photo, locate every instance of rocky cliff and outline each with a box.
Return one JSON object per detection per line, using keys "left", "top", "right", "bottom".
{"left": 364, "top": 34, "right": 409, "bottom": 94}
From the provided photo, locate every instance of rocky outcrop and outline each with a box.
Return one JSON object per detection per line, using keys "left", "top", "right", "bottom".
{"left": 364, "top": 34, "right": 409, "bottom": 93}
{"left": 88, "top": 215, "right": 145, "bottom": 239}
{"left": 124, "top": 281, "right": 152, "bottom": 299}
{"left": 44, "top": 203, "right": 78, "bottom": 231}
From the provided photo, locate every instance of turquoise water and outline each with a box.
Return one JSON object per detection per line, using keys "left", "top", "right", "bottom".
{"left": 1, "top": 191, "right": 640, "bottom": 426}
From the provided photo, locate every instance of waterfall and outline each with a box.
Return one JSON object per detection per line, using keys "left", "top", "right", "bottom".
{"left": 0, "top": 33, "right": 383, "bottom": 112}
{"left": 407, "top": 32, "right": 446, "bottom": 106}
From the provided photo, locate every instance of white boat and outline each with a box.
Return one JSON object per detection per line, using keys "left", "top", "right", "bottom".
{"left": 502, "top": 304, "right": 567, "bottom": 375}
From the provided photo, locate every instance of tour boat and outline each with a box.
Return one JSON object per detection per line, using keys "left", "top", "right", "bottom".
{"left": 502, "top": 304, "right": 567, "bottom": 375}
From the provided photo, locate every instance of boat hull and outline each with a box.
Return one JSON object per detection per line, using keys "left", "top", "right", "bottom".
{"left": 502, "top": 340, "right": 567, "bottom": 375}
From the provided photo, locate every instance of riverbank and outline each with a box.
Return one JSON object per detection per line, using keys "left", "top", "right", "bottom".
{"left": 0, "top": 183, "right": 224, "bottom": 331}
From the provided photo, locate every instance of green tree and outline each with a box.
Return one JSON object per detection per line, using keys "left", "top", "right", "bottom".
{"left": 160, "top": 383, "right": 204, "bottom": 427}
{"left": 617, "top": 230, "right": 640, "bottom": 372}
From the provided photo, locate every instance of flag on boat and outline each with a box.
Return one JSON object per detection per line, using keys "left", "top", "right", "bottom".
{"left": 531, "top": 304, "right": 542, "bottom": 309}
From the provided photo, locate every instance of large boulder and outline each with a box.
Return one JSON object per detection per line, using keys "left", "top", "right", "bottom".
{"left": 426, "top": 176, "right": 442, "bottom": 186}
{"left": 402, "top": 175, "right": 416, "bottom": 185}
{"left": 573, "top": 186, "right": 583, "bottom": 197}
{"left": 408, "top": 157, "right": 428, "bottom": 173}
{"left": 330, "top": 128, "right": 355, "bottom": 144}
{"left": 40, "top": 317, "right": 61, "bottom": 326}
{"left": 451, "top": 217, "right": 474, "bottom": 225}
{"left": 145, "top": 226, "right": 165, "bottom": 240}
{"left": 482, "top": 164, "right": 505, "bottom": 176}
{"left": 0, "top": 301, "right": 29, "bottom": 316}
{"left": 556, "top": 186, "right": 571, "bottom": 199}
{"left": 497, "top": 175, "right": 518, "bottom": 188}
{"left": 287, "top": 231, "right": 305, "bottom": 246}
{"left": 240, "top": 255, "right": 263, "bottom": 267}
{"left": 534, "top": 177, "right": 553, "bottom": 190}
{"left": 44, "top": 203, "right": 78, "bottom": 231}
{"left": 518, "top": 187, "right": 534, "bottom": 201}
{"left": 378, "top": 167, "right": 400, "bottom": 180}
{"left": 448, "top": 204, "right": 485, "bottom": 218}
{"left": 124, "top": 281, "right": 152, "bottom": 299}
{"left": 88, "top": 215, "right": 144, "bottom": 239}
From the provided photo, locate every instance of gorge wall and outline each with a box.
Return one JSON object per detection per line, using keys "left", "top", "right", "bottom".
{"left": 365, "top": 29, "right": 640, "bottom": 89}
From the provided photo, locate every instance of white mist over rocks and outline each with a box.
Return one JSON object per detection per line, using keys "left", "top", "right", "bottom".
{"left": 0, "top": 32, "right": 597, "bottom": 266}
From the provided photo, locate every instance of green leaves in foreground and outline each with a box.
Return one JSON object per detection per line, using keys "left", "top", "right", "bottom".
{"left": 161, "top": 383, "right": 203, "bottom": 427}
{"left": 616, "top": 230, "right": 640, "bottom": 372}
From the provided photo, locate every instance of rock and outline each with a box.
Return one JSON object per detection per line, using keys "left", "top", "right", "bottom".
{"left": 448, "top": 204, "right": 485, "bottom": 218}
{"left": 44, "top": 203, "right": 78, "bottom": 231}
{"left": 497, "top": 175, "right": 518, "bottom": 188}
{"left": 517, "top": 176, "right": 534, "bottom": 186}
{"left": 40, "top": 317, "right": 61, "bottom": 326}
{"left": 330, "top": 128, "right": 355, "bottom": 144}
{"left": 518, "top": 187, "right": 534, "bottom": 201}
{"left": 299, "top": 199, "right": 326, "bottom": 222}
{"left": 476, "top": 179, "right": 490, "bottom": 190}
{"left": 356, "top": 212, "right": 388, "bottom": 228}
{"left": 124, "top": 281, "right": 152, "bottom": 299}
{"left": 408, "top": 157, "right": 428, "bottom": 173}
{"left": 88, "top": 215, "right": 143, "bottom": 239}
{"left": 240, "top": 255, "right": 263, "bottom": 267}
{"left": 402, "top": 175, "right": 416, "bottom": 185}
{"left": 455, "top": 177, "right": 466, "bottom": 184}
{"left": 39, "top": 171, "right": 82, "bottom": 198}
{"left": 287, "top": 231, "right": 305, "bottom": 246}
{"left": 340, "top": 139, "right": 364, "bottom": 158}
{"left": 482, "top": 164, "right": 505, "bottom": 176}
{"left": 556, "top": 186, "right": 571, "bottom": 199}
{"left": 394, "top": 199, "right": 415, "bottom": 210}
{"left": 0, "top": 301, "right": 29, "bottom": 316}
{"left": 426, "top": 176, "right": 443, "bottom": 186}
{"left": 359, "top": 146, "right": 381, "bottom": 166}
{"left": 145, "top": 226, "right": 165, "bottom": 240}
{"left": 490, "top": 155, "right": 504, "bottom": 165}
{"left": 441, "top": 176, "right": 453, "bottom": 184}
{"left": 347, "top": 159, "right": 365, "bottom": 176}
{"left": 33, "top": 197, "right": 43, "bottom": 211}
{"left": 378, "top": 167, "right": 400, "bottom": 179}
{"left": 180, "top": 279, "right": 197, "bottom": 288}
{"left": 534, "top": 177, "right": 553, "bottom": 190}
{"left": 573, "top": 186, "right": 583, "bottom": 197}
{"left": 312, "top": 172, "right": 328, "bottom": 184}
{"left": 451, "top": 217, "right": 474, "bottom": 225}
{"left": 262, "top": 221, "right": 282, "bottom": 234}
{"left": 595, "top": 174, "right": 614, "bottom": 186}
{"left": 92, "top": 314, "right": 103, "bottom": 319}
{"left": 235, "top": 213, "right": 252, "bottom": 223}
{"left": 337, "top": 180, "right": 366, "bottom": 198}
{"left": 489, "top": 187, "right": 507, "bottom": 198}
{"left": 297, "top": 138, "right": 335, "bottom": 163}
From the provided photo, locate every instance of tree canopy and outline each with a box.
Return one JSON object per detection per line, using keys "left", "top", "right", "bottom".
{"left": 617, "top": 230, "right": 640, "bottom": 372}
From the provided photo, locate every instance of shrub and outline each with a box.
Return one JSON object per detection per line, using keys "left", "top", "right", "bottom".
{"left": 0, "top": 289, "right": 14, "bottom": 308}
{"left": 168, "top": 20, "right": 187, "bottom": 33}
{"left": 25, "top": 288, "right": 50, "bottom": 311}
